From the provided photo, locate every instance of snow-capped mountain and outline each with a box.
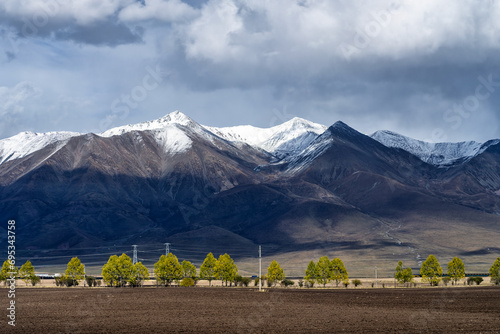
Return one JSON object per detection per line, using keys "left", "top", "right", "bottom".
{"left": 0, "top": 131, "right": 80, "bottom": 165}
{"left": 283, "top": 122, "right": 344, "bottom": 174}
{"left": 98, "top": 111, "right": 325, "bottom": 157}
{"left": 2, "top": 111, "right": 500, "bottom": 276}
{"left": 1, "top": 111, "right": 325, "bottom": 165}
{"left": 100, "top": 111, "right": 198, "bottom": 137}
{"left": 100, "top": 111, "right": 201, "bottom": 155}
{"left": 205, "top": 117, "right": 327, "bottom": 159}
{"left": 101, "top": 111, "right": 327, "bottom": 159}
{"left": 1, "top": 111, "right": 498, "bottom": 170}
{"left": 371, "top": 130, "right": 500, "bottom": 167}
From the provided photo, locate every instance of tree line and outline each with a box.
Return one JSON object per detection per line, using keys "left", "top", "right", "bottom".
{"left": 1, "top": 254, "right": 500, "bottom": 288}
{"left": 397, "top": 255, "right": 500, "bottom": 286}
{"left": 303, "top": 256, "right": 349, "bottom": 287}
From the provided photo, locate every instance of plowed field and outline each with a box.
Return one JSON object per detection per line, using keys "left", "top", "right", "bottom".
{"left": 3, "top": 287, "right": 500, "bottom": 333}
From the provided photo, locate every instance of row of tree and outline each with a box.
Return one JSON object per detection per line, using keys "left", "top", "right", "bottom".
{"left": 0, "top": 257, "right": 92, "bottom": 287}
{"left": 398, "top": 255, "right": 500, "bottom": 286}
{"left": 303, "top": 256, "right": 349, "bottom": 287}
{"left": 100, "top": 252, "right": 238, "bottom": 287}
{"left": 0, "top": 260, "right": 40, "bottom": 286}
{"left": 2, "top": 255, "right": 500, "bottom": 288}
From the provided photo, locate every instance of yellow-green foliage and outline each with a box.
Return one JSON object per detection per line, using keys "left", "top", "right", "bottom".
{"left": 199, "top": 252, "right": 217, "bottom": 285}
{"left": 447, "top": 257, "right": 465, "bottom": 284}
{"left": 215, "top": 253, "right": 238, "bottom": 286}
{"left": 154, "top": 253, "right": 182, "bottom": 286}
{"left": 267, "top": 260, "right": 285, "bottom": 287}
{"left": 420, "top": 255, "right": 442, "bottom": 286}
{"left": 65, "top": 257, "right": 85, "bottom": 285}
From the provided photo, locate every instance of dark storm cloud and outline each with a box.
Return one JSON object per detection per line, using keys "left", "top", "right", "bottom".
{"left": 0, "top": 7, "right": 143, "bottom": 46}
{"left": 54, "top": 21, "right": 144, "bottom": 46}
{"left": 1, "top": 0, "right": 500, "bottom": 143}
{"left": 152, "top": 0, "right": 500, "bottom": 141}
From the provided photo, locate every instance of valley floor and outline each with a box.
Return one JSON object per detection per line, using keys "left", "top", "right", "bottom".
{"left": 2, "top": 286, "right": 500, "bottom": 333}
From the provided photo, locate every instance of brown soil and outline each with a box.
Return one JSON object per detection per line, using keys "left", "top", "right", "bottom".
{"left": 3, "top": 287, "right": 500, "bottom": 333}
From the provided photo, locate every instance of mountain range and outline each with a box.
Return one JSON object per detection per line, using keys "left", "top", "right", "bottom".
{"left": 1, "top": 111, "right": 499, "bottom": 276}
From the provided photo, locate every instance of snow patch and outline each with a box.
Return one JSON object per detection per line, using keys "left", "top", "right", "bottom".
{"left": 0, "top": 131, "right": 80, "bottom": 164}
{"left": 152, "top": 126, "right": 192, "bottom": 154}
{"left": 204, "top": 117, "right": 327, "bottom": 157}
{"left": 285, "top": 129, "right": 335, "bottom": 174}
{"left": 100, "top": 110, "right": 196, "bottom": 137}
{"left": 371, "top": 130, "right": 495, "bottom": 167}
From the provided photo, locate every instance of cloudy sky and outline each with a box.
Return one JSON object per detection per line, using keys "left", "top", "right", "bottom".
{"left": 1, "top": 0, "right": 500, "bottom": 143}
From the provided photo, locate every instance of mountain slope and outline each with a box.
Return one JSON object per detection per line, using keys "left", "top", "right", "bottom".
{"left": 0, "top": 131, "right": 80, "bottom": 165}
{"left": 0, "top": 122, "right": 271, "bottom": 250}
{"left": 371, "top": 130, "right": 499, "bottom": 167}
{"left": 205, "top": 117, "right": 327, "bottom": 159}
{"left": 0, "top": 112, "right": 500, "bottom": 276}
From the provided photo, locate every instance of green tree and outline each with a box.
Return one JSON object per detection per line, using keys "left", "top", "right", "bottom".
{"left": 0, "top": 260, "right": 18, "bottom": 285}
{"left": 200, "top": 252, "right": 217, "bottom": 286}
{"left": 352, "top": 279, "right": 362, "bottom": 287}
{"left": 181, "top": 260, "right": 197, "bottom": 279}
{"left": 316, "top": 256, "right": 331, "bottom": 287}
{"left": 129, "top": 262, "right": 149, "bottom": 287}
{"left": 395, "top": 261, "right": 414, "bottom": 286}
{"left": 489, "top": 257, "right": 500, "bottom": 285}
{"left": 267, "top": 260, "right": 285, "bottom": 287}
{"left": 65, "top": 257, "right": 85, "bottom": 286}
{"left": 19, "top": 260, "right": 36, "bottom": 286}
{"left": 467, "top": 276, "right": 483, "bottom": 285}
{"left": 180, "top": 277, "right": 195, "bottom": 287}
{"left": 85, "top": 276, "right": 97, "bottom": 287}
{"left": 154, "top": 253, "right": 182, "bottom": 286}
{"left": 102, "top": 255, "right": 120, "bottom": 287}
{"left": 304, "top": 260, "right": 317, "bottom": 287}
{"left": 116, "top": 254, "right": 134, "bottom": 286}
{"left": 30, "top": 275, "right": 41, "bottom": 286}
{"left": 102, "top": 254, "right": 134, "bottom": 287}
{"left": 447, "top": 257, "right": 465, "bottom": 285}
{"left": 238, "top": 276, "right": 252, "bottom": 287}
{"left": 420, "top": 254, "right": 442, "bottom": 286}
{"left": 215, "top": 253, "right": 238, "bottom": 286}
{"left": 330, "top": 258, "right": 349, "bottom": 287}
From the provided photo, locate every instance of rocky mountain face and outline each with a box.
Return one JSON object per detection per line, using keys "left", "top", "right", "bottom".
{"left": 371, "top": 130, "right": 500, "bottom": 167}
{"left": 1, "top": 111, "right": 499, "bottom": 276}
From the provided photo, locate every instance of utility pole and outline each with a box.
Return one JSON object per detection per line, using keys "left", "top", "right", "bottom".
{"left": 165, "top": 243, "right": 170, "bottom": 255}
{"left": 375, "top": 266, "right": 378, "bottom": 288}
{"left": 132, "top": 245, "right": 138, "bottom": 264}
{"left": 83, "top": 264, "right": 86, "bottom": 287}
{"left": 259, "top": 245, "right": 262, "bottom": 292}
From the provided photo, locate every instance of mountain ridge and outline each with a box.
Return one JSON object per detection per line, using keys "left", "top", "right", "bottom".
{"left": 1, "top": 111, "right": 500, "bottom": 276}
{"left": 2, "top": 111, "right": 499, "bottom": 168}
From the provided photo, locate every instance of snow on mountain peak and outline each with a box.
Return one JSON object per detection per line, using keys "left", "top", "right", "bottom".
{"left": 100, "top": 110, "right": 198, "bottom": 137}
{"left": 4, "top": 111, "right": 496, "bottom": 168}
{"left": 371, "top": 130, "right": 488, "bottom": 167}
{"left": 99, "top": 111, "right": 202, "bottom": 154}
{"left": 204, "top": 117, "right": 327, "bottom": 158}
{"left": 0, "top": 131, "right": 80, "bottom": 164}
{"left": 156, "top": 110, "right": 195, "bottom": 126}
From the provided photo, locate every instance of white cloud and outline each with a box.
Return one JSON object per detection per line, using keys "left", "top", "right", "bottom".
{"left": 0, "top": 82, "right": 42, "bottom": 116}
{"left": 183, "top": 0, "right": 243, "bottom": 62}
{"left": 2, "top": 0, "right": 500, "bottom": 142}
{"left": 176, "top": 0, "right": 500, "bottom": 66}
